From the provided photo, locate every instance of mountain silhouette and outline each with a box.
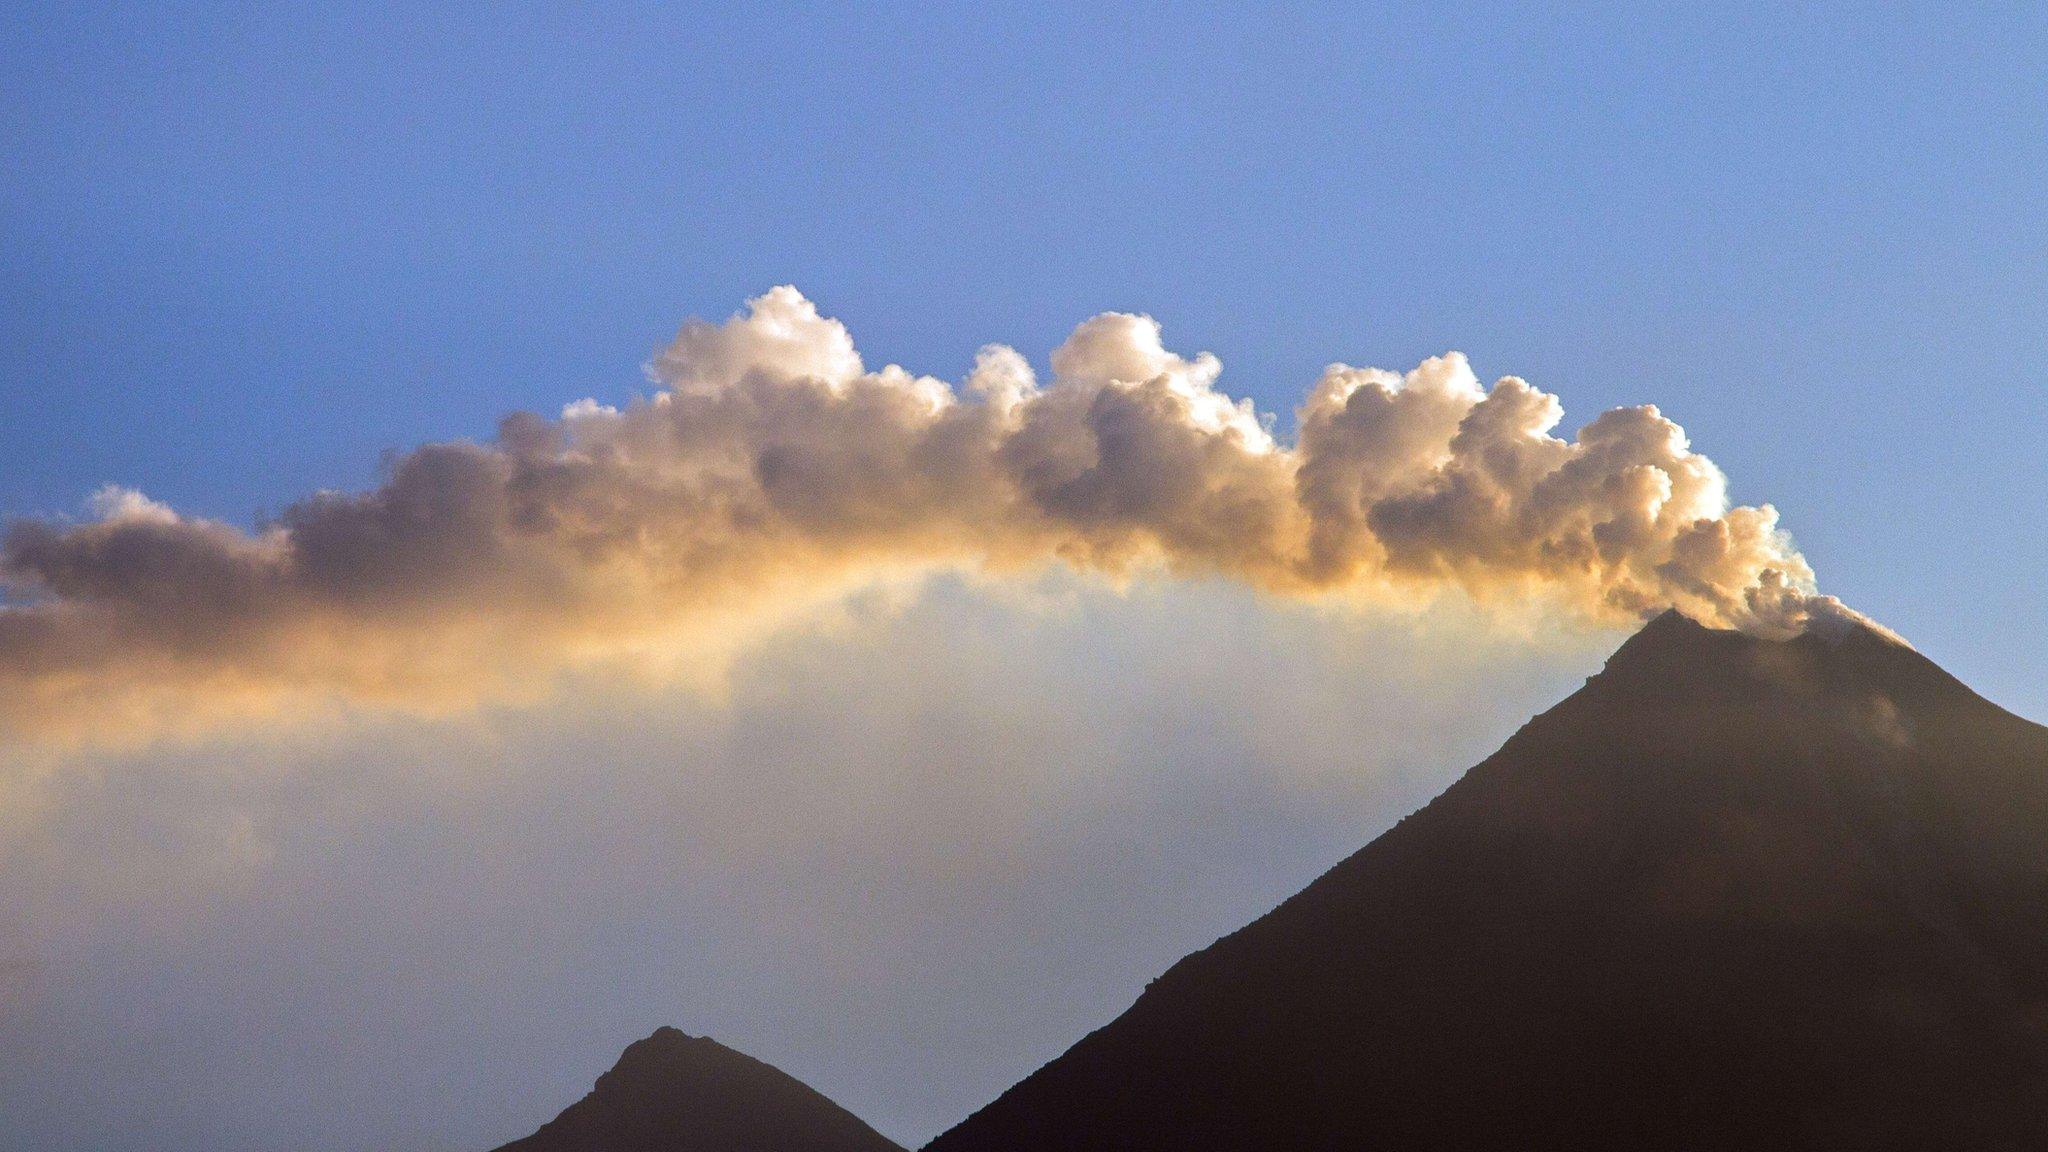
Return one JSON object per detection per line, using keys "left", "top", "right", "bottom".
{"left": 491, "top": 1026, "right": 902, "bottom": 1152}
{"left": 926, "top": 610, "right": 2048, "bottom": 1150}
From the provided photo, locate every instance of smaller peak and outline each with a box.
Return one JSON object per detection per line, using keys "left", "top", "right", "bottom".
{"left": 617, "top": 1026, "right": 698, "bottom": 1057}
{"left": 494, "top": 1026, "right": 905, "bottom": 1152}
{"left": 603, "top": 1027, "right": 709, "bottom": 1078}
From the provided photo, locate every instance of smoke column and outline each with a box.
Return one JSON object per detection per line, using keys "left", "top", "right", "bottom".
{"left": 0, "top": 287, "right": 1859, "bottom": 744}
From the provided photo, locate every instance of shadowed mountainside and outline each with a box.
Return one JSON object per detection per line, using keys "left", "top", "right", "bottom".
{"left": 926, "top": 611, "right": 2048, "bottom": 1150}
{"left": 490, "top": 1027, "right": 902, "bottom": 1152}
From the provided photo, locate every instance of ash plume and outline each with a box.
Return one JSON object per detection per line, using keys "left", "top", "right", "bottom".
{"left": 0, "top": 287, "right": 1860, "bottom": 743}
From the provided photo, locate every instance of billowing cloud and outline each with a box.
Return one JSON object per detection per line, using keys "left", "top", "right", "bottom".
{"left": 0, "top": 287, "right": 1855, "bottom": 744}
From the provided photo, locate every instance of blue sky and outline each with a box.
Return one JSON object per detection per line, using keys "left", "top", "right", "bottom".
{"left": 6, "top": 4, "right": 2047, "bottom": 713}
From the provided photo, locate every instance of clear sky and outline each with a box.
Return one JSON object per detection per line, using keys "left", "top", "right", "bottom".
{"left": 3, "top": 5, "right": 2047, "bottom": 1150}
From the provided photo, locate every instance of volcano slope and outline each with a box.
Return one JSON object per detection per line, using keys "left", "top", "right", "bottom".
{"left": 927, "top": 611, "right": 2048, "bottom": 1151}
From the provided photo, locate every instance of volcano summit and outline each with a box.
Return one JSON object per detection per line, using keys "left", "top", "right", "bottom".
{"left": 927, "top": 610, "right": 2048, "bottom": 1150}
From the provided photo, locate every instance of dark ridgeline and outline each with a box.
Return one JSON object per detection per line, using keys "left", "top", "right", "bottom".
{"left": 491, "top": 1027, "right": 902, "bottom": 1152}
{"left": 926, "top": 610, "right": 2048, "bottom": 1150}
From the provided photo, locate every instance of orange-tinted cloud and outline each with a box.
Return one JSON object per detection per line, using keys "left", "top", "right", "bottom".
{"left": 0, "top": 287, "right": 1863, "bottom": 745}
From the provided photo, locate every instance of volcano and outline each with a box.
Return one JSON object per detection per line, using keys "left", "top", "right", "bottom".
{"left": 490, "top": 1026, "right": 902, "bottom": 1152}
{"left": 926, "top": 610, "right": 2048, "bottom": 1150}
